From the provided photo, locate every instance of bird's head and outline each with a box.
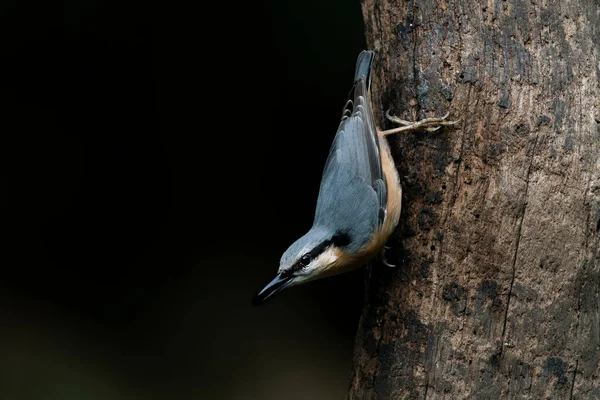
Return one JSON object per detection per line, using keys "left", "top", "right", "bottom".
{"left": 253, "top": 227, "right": 352, "bottom": 304}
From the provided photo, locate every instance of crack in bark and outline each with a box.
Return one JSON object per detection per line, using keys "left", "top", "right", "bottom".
{"left": 572, "top": 95, "right": 594, "bottom": 344}
{"left": 445, "top": 0, "right": 469, "bottom": 218}
{"left": 566, "top": 76, "right": 596, "bottom": 400}
{"left": 501, "top": 133, "right": 539, "bottom": 345}
{"left": 411, "top": 0, "right": 420, "bottom": 119}
{"left": 569, "top": 360, "right": 578, "bottom": 400}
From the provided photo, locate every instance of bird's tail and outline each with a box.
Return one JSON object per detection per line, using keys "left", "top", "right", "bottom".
{"left": 354, "top": 50, "right": 375, "bottom": 88}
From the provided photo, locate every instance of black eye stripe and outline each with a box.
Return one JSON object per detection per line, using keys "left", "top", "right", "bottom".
{"left": 285, "top": 231, "right": 351, "bottom": 276}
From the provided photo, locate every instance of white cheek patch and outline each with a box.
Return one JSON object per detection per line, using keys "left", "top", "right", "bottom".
{"left": 320, "top": 248, "right": 339, "bottom": 265}
{"left": 307, "top": 248, "right": 339, "bottom": 273}
{"left": 281, "top": 247, "right": 340, "bottom": 280}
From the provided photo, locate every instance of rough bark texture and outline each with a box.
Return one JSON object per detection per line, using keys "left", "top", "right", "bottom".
{"left": 349, "top": 0, "right": 600, "bottom": 398}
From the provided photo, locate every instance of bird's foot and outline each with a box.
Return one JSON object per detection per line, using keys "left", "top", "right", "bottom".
{"left": 380, "top": 110, "right": 459, "bottom": 136}
{"left": 380, "top": 246, "right": 396, "bottom": 268}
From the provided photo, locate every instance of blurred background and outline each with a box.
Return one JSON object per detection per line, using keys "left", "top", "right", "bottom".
{"left": 5, "top": 0, "right": 370, "bottom": 398}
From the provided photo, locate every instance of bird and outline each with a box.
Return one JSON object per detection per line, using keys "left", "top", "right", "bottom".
{"left": 253, "top": 50, "right": 457, "bottom": 304}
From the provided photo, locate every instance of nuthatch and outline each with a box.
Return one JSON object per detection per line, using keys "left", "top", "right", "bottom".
{"left": 253, "top": 50, "right": 457, "bottom": 304}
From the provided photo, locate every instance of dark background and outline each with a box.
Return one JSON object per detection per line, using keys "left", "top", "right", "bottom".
{"left": 5, "top": 0, "right": 370, "bottom": 398}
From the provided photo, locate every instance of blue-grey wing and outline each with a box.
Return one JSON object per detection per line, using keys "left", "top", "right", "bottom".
{"left": 313, "top": 51, "right": 387, "bottom": 250}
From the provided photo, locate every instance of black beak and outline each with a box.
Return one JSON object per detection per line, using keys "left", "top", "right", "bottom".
{"left": 252, "top": 273, "right": 293, "bottom": 305}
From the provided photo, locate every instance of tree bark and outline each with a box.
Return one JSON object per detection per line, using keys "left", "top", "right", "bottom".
{"left": 349, "top": 0, "right": 600, "bottom": 398}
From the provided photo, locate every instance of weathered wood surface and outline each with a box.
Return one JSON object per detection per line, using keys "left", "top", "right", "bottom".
{"left": 349, "top": 0, "right": 600, "bottom": 398}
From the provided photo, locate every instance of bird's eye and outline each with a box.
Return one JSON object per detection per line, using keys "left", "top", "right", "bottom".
{"left": 299, "top": 255, "right": 311, "bottom": 266}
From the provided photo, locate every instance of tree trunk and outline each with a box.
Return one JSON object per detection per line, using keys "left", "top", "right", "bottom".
{"left": 349, "top": 0, "right": 600, "bottom": 398}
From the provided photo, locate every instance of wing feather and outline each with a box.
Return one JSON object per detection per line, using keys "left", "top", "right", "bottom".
{"left": 313, "top": 51, "right": 387, "bottom": 250}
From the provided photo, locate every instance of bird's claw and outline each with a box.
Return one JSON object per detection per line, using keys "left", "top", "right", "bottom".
{"left": 380, "top": 246, "right": 397, "bottom": 268}
{"left": 381, "top": 110, "right": 459, "bottom": 136}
